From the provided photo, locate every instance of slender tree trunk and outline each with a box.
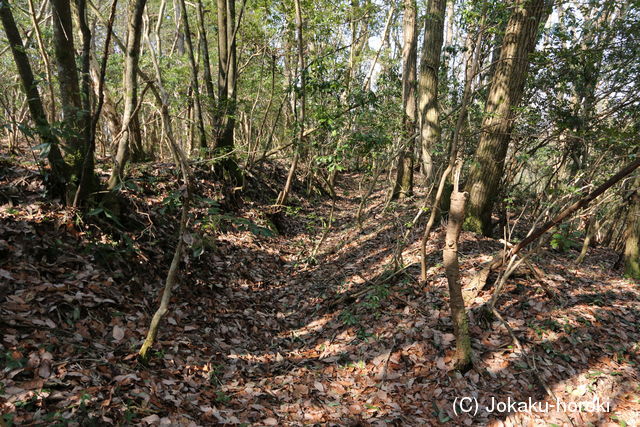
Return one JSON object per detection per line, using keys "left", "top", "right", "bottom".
{"left": 576, "top": 214, "right": 596, "bottom": 264}
{"left": 444, "top": 0, "right": 453, "bottom": 59}
{"left": 392, "top": 0, "right": 417, "bottom": 199}
{"left": 74, "top": 0, "right": 119, "bottom": 206}
{"left": 51, "top": 0, "right": 86, "bottom": 186}
{"left": 464, "top": 0, "right": 549, "bottom": 235}
{"left": 108, "top": 0, "right": 148, "bottom": 190}
{"left": 139, "top": 22, "right": 192, "bottom": 361}
{"left": 276, "top": 0, "right": 305, "bottom": 205}
{"left": 443, "top": 167, "right": 472, "bottom": 372}
{"left": 214, "top": 0, "right": 242, "bottom": 182}
{"left": 27, "top": 0, "right": 57, "bottom": 123}
{"left": 73, "top": 0, "right": 99, "bottom": 203}
{"left": 197, "top": 0, "right": 216, "bottom": 111}
{"left": 155, "top": 0, "right": 166, "bottom": 55}
{"left": 89, "top": 57, "right": 121, "bottom": 148}
{"left": 420, "top": 20, "right": 482, "bottom": 282}
{"left": 363, "top": 4, "right": 394, "bottom": 92}
{"left": 418, "top": 0, "right": 446, "bottom": 183}
{"left": 171, "top": 0, "right": 185, "bottom": 55}
{"left": 179, "top": 0, "right": 207, "bottom": 149}
{"left": 0, "top": 1, "right": 68, "bottom": 197}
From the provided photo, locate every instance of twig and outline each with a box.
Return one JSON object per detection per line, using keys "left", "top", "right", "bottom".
{"left": 328, "top": 262, "right": 416, "bottom": 309}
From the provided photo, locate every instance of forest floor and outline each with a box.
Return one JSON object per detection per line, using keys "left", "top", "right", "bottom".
{"left": 0, "top": 156, "right": 639, "bottom": 426}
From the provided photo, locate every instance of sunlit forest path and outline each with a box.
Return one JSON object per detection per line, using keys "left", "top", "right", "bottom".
{"left": 1, "top": 162, "right": 638, "bottom": 425}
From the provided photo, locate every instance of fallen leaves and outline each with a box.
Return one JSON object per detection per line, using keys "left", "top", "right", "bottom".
{"left": 1, "top": 165, "right": 638, "bottom": 426}
{"left": 112, "top": 325, "right": 125, "bottom": 342}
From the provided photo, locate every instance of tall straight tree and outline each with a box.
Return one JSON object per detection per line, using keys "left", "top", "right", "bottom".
{"left": 392, "top": 0, "right": 418, "bottom": 199}
{"left": 108, "top": 0, "right": 148, "bottom": 190}
{"left": 215, "top": 0, "right": 241, "bottom": 183}
{"left": 197, "top": 0, "right": 216, "bottom": 112}
{"left": 179, "top": 0, "right": 207, "bottom": 150}
{"left": 276, "top": 0, "right": 305, "bottom": 206}
{"left": 464, "top": 0, "right": 549, "bottom": 235}
{"left": 51, "top": 0, "right": 91, "bottom": 190}
{"left": 73, "top": 0, "right": 100, "bottom": 203}
{"left": 418, "top": 0, "right": 446, "bottom": 182}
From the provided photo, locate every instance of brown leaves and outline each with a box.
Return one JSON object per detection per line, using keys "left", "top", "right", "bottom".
{"left": 2, "top": 167, "right": 640, "bottom": 426}
{"left": 112, "top": 325, "right": 125, "bottom": 341}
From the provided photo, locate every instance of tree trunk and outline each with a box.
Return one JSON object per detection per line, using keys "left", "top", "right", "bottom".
{"left": 576, "top": 214, "right": 596, "bottom": 264}
{"left": 108, "top": 0, "right": 148, "bottom": 190}
{"left": 624, "top": 175, "right": 640, "bottom": 279}
{"left": 27, "top": 0, "right": 57, "bottom": 123}
{"left": 392, "top": 0, "right": 417, "bottom": 199}
{"left": 89, "top": 57, "right": 121, "bottom": 149}
{"left": 418, "top": 0, "right": 446, "bottom": 183}
{"left": 276, "top": 0, "right": 305, "bottom": 205}
{"left": 444, "top": 185, "right": 472, "bottom": 372}
{"left": 72, "top": 0, "right": 99, "bottom": 203}
{"left": 51, "top": 0, "right": 86, "bottom": 187}
{"left": 214, "top": 0, "right": 242, "bottom": 183}
{"left": 464, "top": 0, "right": 549, "bottom": 235}
{"left": 197, "top": 0, "right": 216, "bottom": 111}
{"left": 0, "top": 1, "right": 68, "bottom": 197}
{"left": 179, "top": 0, "right": 207, "bottom": 150}
{"left": 139, "top": 19, "right": 192, "bottom": 360}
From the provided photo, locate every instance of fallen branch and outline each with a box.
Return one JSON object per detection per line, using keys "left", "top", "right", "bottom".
{"left": 328, "top": 263, "right": 416, "bottom": 310}
{"left": 471, "top": 156, "right": 640, "bottom": 285}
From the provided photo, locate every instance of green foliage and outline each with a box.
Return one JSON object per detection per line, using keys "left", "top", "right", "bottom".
{"left": 1, "top": 351, "right": 27, "bottom": 370}
{"left": 339, "top": 309, "right": 359, "bottom": 326}
{"left": 550, "top": 224, "right": 581, "bottom": 252}
{"left": 196, "top": 197, "right": 274, "bottom": 239}
{"left": 86, "top": 205, "right": 125, "bottom": 229}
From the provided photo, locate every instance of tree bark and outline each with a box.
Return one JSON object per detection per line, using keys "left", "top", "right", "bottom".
{"left": 624, "top": 175, "right": 640, "bottom": 279}
{"left": 108, "top": 0, "right": 148, "bottom": 190}
{"left": 197, "top": 0, "right": 216, "bottom": 111}
{"left": 51, "top": 0, "right": 87, "bottom": 186}
{"left": 214, "top": 0, "right": 242, "bottom": 182}
{"left": 464, "top": 0, "right": 549, "bottom": 235}
{"left": 73, "top": 0, "right": 99, "bottom": 203}
{"left": 276, "top": 0, "right": 305, "bottom": 206}
{"left": 179, "top": 0, "right": 207, "bottom": 149}
{"left": 444, "top": 186, "right": 472, "bottom": 372}
{"left": 392, "top": 0, "right": 417, "bottom": 199}
{"left": 418, "top": 0, "right": 446, "bottom": 183}
{"left": 89, "top": 56, "right": 121, "bottom": 148}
